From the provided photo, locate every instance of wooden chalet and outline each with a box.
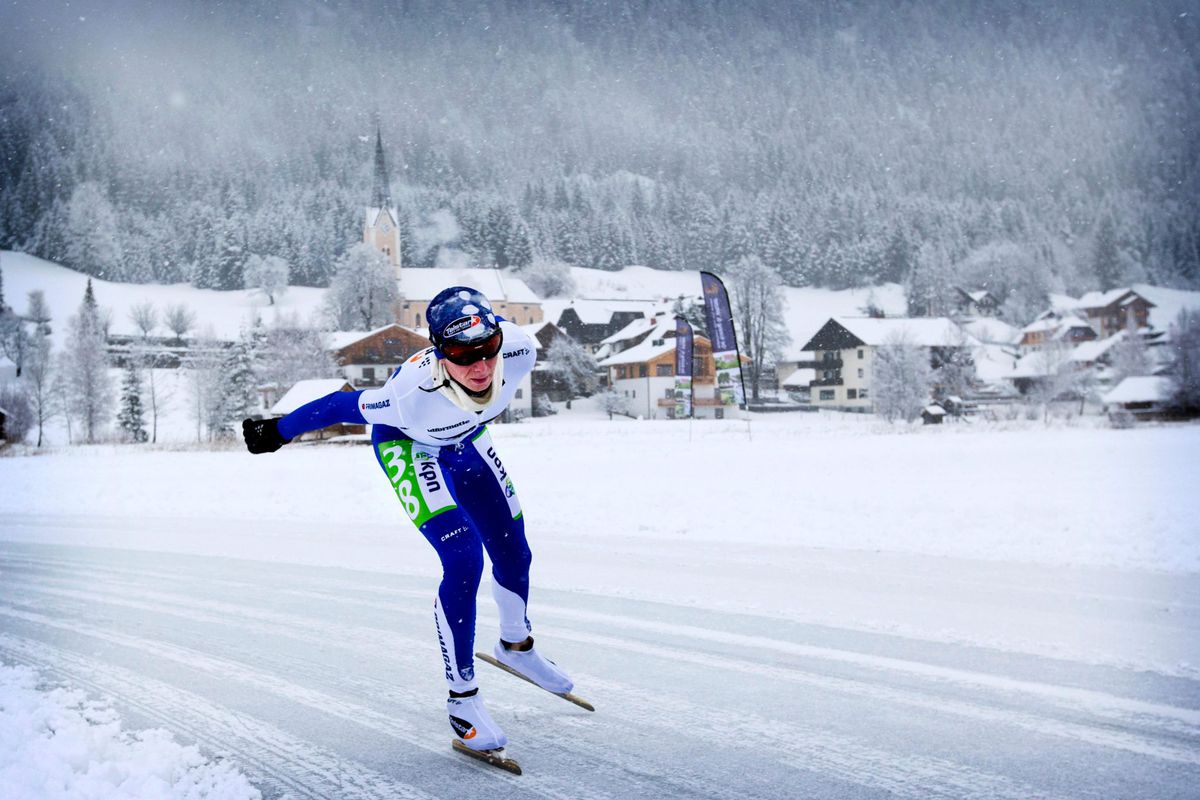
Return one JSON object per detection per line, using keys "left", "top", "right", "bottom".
{"left": 330, "top": 324, "right": 429, "bottom": 388}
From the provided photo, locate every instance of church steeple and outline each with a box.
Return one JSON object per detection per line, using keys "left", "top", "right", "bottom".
{"left": 364, "top": 121, "right": 401, "bottom": 272}
{"left": 371, "top": 124, "right": 392, "bottom": 209}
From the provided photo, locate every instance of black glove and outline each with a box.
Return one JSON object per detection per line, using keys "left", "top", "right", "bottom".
{"left": 242, "top": 417, "right": 290, "bottom": 454}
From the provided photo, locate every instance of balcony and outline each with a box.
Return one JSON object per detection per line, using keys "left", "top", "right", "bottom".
{"left": 818, "top": 357, "right": 844, "bottom": 369}
{"left": 811, "top": 377, "right": 843, "bottom": 387}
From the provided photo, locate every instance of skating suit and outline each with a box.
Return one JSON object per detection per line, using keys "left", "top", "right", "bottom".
{"left": 277, "top": 321, "right": 537, "bottom": 692}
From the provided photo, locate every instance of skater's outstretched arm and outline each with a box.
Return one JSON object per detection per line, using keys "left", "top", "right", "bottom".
{"left": 242, "top": 389, "right": 370, "bottom": 454}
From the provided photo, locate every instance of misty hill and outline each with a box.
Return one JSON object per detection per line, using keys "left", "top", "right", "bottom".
{"left": 1, "top": 0, "right": 1196, "bottom": 307}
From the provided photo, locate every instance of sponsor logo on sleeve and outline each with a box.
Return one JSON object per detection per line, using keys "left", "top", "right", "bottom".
{"left": 361, "top": 399, "right": 391, "bottom": 410}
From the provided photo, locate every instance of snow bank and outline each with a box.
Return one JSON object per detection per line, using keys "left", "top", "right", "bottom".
{"left": 0, "top": 664, "right": 260, "bottom": 800}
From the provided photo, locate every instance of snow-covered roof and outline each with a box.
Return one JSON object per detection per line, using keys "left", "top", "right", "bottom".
{"left": 556, "top": 299, "right": 660, "bottom": 325}
{"left": 520, "top": 320, "right": 559, "bottom": 349}
{"left": 326, "top": 323, "right": 416, "bottom": 352}
{"left": 597, "top": 317, "right": 681, "bottom": 366}
{"left": 1070, "top": 332, "right": 1124, "bottom": 363}
{"left": 972, "top": 344, "right": 1021, "bottom": 382}
{"left": 601, "top": 314, "right": 663, "bottom": 346}
{"left": 781, "top": 368, "right": 816, "bottom": 388}
{"left": 364, "top": 206, "right": 398, "bottom": 228}
{"left": 399, "top": 270, "right": 541, "bottom": 304}
{"left": 923, "top": 404, "right": 946, "bottom": 416}
{"left": 1049, "top": 288, "right": 1155, "bottom": 315}
{"left": 1022, "top": 314, "right": 1092, "bottom": 334}
{"left": 1102, "top": 376, "right": 1173, "bottom": 405}
{"left": 832, "top": 317, "right": 978, "bottom": 348}
{"left": 958, "top": 317, "right": 1020, "bottom": 345}
{"left": 270, "top": 379, "right": 355, "bottom": 416}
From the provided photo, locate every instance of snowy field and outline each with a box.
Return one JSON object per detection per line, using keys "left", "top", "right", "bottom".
{"left": 2, "top": 412, "right": 1199, "bottom": 798}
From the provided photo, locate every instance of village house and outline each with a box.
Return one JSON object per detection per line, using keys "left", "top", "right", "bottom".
{"left": 798, "top": 317, "right": 976, "bottom": 411}
{"left": 553, "top": 300, "right": 655, "bottom": 353}
{"left": 1102, "top": 376, "right": 1175, "bottom": 422}
{"left": 952, "top": 288, "right": 1000, "bottom": 318}
{"left": 1018, "top": 314, "right": 1098, "bottom": 351}
{"left": 328, "top": 323, "right": 429, "bottom": 388}
{"left": 597, "top": 314, "right": 735, "bottom": 419}
{"left": 1043, "top": 288, "right": 1156, "bottom": 340}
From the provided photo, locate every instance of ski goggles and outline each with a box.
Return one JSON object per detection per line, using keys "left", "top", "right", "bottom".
{"left": 438, "top": 329, "right": 504, "bottom": 366}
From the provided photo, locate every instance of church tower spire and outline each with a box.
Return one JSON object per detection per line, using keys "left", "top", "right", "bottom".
{"left": 371, "top": 124, "right": 393, "bottom": 209}
{"left": 363, "top": 121, "right": 401, "bottom": 272}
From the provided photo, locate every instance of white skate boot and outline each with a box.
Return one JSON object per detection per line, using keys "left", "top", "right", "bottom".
{"left": 447, "top": 692, "right": 507, "bottom": 751}
{"left": 493, "top": 638, "right": 574, "bottom": 694}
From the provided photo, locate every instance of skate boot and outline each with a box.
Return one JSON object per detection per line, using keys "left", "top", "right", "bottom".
{"left": 493, "top": 637, "right": 574, "bottom": 694}
{"left": 447, "top": 691, "right": 507, "bottom": 751}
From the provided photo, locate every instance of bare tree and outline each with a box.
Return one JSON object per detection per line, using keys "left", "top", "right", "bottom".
{"left": 243, "top": 253, "right": 289, "bottom": 305}
{"left": 256, "top": 314, "right": 338, "bottom": 408}
{"left": 873, "top": 332, "right": 934, "bottom": 423}
{"left": 128, "top": 300, "right": 168, "bottom": 442}
{"left": 598, "top": 388, "right": 630, "bottom": 420}
{"left": 325, "top": 243, "right": 397, "bottom": 330}
{"left": 543, "top": 335, "right": 597, "bottom": 408}
{"left": 726, "top": 255, "right": 790, "bottom": 401}
{"left": 164, "top": 303, "right": 197, "bottom": 344}
{"left": 22, "top": 324, "right": 54, "bottom": 446}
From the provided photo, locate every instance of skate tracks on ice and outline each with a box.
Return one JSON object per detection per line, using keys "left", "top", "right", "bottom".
{"left": 1, "top": 540, "right": 1198, "bottom": 799}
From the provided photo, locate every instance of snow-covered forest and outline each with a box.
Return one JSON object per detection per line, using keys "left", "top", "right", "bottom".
{"left": 1, "top": 0, "right": 1197, "bottom": 309}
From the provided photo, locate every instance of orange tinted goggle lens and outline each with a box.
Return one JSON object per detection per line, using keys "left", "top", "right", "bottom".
{"left": 440, "top": 330, "right": 503, "bottom": 365}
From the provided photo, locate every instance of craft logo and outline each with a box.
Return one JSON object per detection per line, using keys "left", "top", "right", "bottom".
{"left": 361, "top": 399, "right": 390, "bottom": 410}
{"left": 444, "top": 315, "right": 481, "bottom": 338}
{"left": 503, "top": 347, "right": 530, "bottom": 359}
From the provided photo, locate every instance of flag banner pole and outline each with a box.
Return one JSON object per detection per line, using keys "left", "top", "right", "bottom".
{"left": 673, "top": 315, "right": 694, "bottom": 420}
{"left": 699, "top": 271, "right": 748, "bottom": 411}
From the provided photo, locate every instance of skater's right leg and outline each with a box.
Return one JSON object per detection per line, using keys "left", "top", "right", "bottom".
{"left": 373, "top": 429, "right": 505, "bottom": 748}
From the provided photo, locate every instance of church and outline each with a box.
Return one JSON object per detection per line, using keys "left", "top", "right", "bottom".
{"left": 362, "top": 130, "right": 544, "bottom": 330}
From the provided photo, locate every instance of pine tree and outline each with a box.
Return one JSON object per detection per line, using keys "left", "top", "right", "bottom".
{"left": 117, "top": 361, "right": 147, "bottom": 442}
{"left": 1093, "top": 215, "right": 1121, "bottom": 291}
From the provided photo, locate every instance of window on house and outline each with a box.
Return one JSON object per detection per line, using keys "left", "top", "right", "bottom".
{"left": 858, "top": 368, "right": 864, "bottom": 378}
{"left": 819, "top": 389, "right": 835, "bottom": 401}
{"left": 363, "top": 367, "right": 376, "bottom": 382}
{"left": 515, "top": 389, "right": 523, "bottom": 399}
{"left": 639, "top": 365, "right": 648, "bottom": 378}
{"left": 858, "top": 349, "right": 864, "bottom": 359}
{"left": 715, "top": 408, "right": 724, "bottom": 419}
{"left": 859, "top": 388, "right": 869, "bottom": 399}
{"left": 656, "top": 364, "right": 672, "bottom": 376}
{"left": 847, "top": 389, "right": 857, "bottom": 399}
{"left": 618, "top": 366, "right": 627, "bottom": 379}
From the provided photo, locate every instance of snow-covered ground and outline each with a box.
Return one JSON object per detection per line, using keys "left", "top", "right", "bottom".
{"left": 0, "top": 664, "right": 260, "bottom": 800}
{"left": 3, "top": 411, "right": 1199, "bottom": 798}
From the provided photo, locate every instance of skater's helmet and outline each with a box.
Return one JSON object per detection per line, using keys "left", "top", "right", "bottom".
{"left": 427, "top": 286, "right": 504, "bottom": 365}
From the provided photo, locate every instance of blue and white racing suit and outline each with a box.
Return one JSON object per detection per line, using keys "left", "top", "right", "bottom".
{"left": 277, "top": 321, "right": 537, "bottom": 693}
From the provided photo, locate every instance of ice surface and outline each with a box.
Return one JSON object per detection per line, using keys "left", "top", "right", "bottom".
{"left": 2, "top": 412, "right": 1199, "bottom": 798}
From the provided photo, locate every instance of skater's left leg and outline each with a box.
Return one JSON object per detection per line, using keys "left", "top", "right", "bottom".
{"left": 459, "top": 428, "right": 573, "bottom": 693}
{"left": 460, "top": 427, "right": 533, "bottom": 643}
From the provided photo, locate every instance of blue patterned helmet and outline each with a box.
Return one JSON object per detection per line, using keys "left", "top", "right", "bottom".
{"left": 426, "top": 286, "right": 503, "bottom": 364}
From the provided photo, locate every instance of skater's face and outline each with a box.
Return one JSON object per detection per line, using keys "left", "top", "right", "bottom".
{"left": 443, "top": 352, "right": 498, "bottom": 393}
